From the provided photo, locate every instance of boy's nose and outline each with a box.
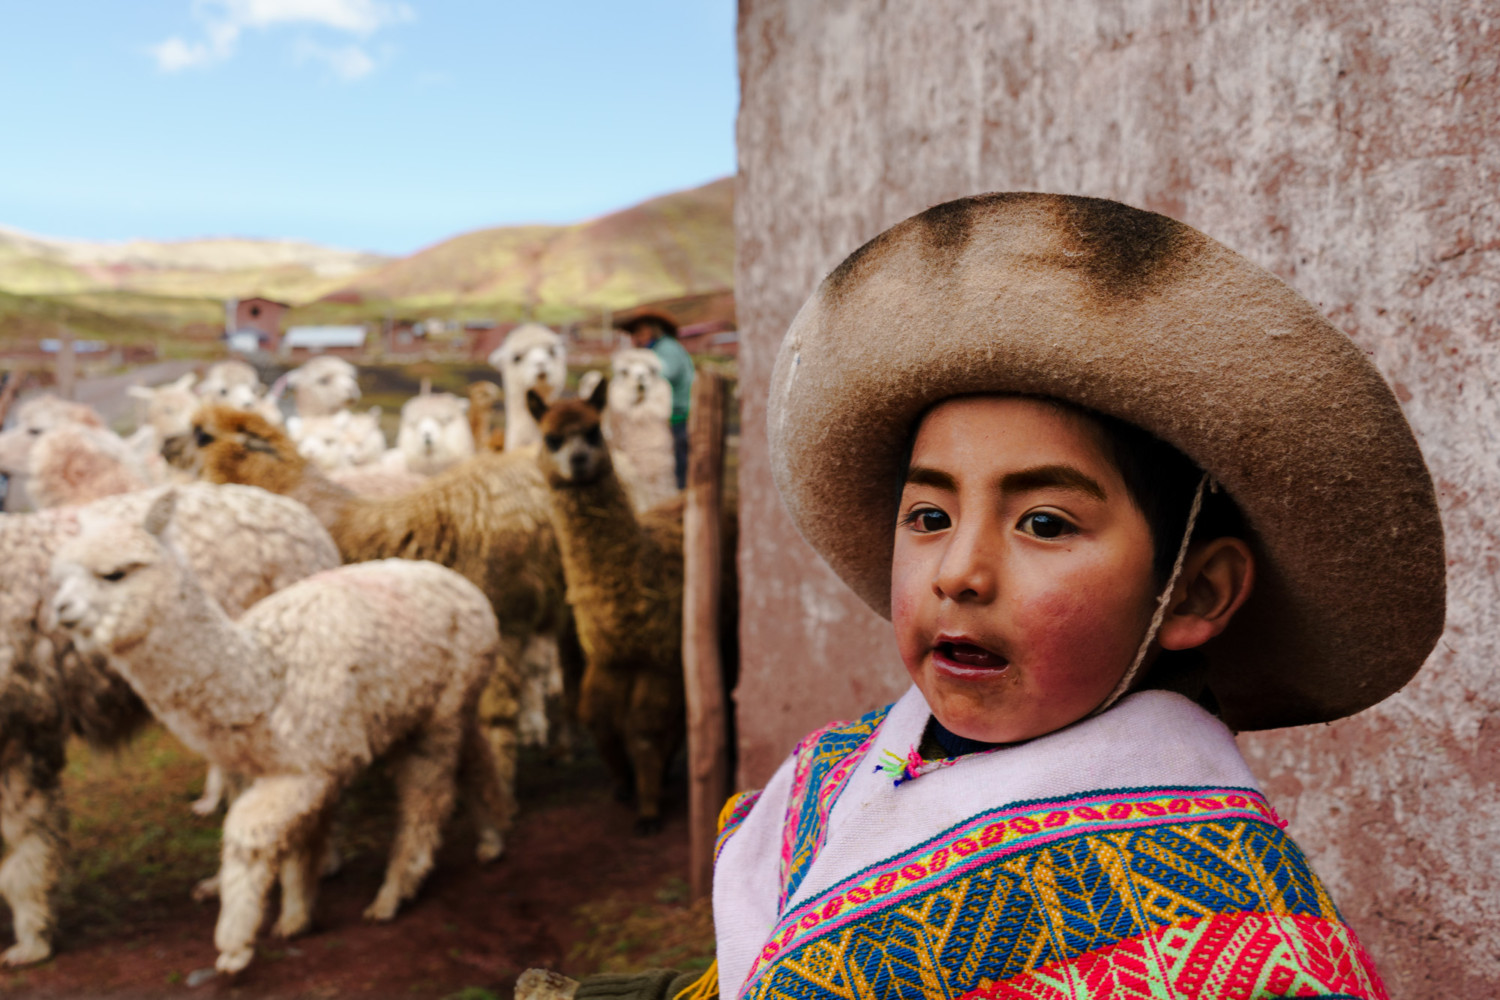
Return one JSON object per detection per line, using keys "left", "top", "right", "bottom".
{"left": 932, "top": 525, "right": 998, "bottom": 603}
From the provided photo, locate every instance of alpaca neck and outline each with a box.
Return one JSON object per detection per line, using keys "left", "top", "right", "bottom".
{"left": 546, "top": 468, "right": 643, "bottom": 601}
{"left": 504, "top": 396, "right": 540, "bottom": 451}
{"left": 110, "top": 564, "right": 282, "bottom": 763}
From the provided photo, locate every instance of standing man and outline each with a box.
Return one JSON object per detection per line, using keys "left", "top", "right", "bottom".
{"left": 621, "top": 312, "right": 694, "bottom": 488}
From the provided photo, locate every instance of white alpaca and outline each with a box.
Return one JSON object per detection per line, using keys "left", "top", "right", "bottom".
{"left": 25, "top": 425, "right": 155, "bottom": 509}
{"left": 601, "top": 348, "right": 677, "bottom": 512}
{"left": 396, "top": 391, "right": 474, "bottom": 476}
{"left": 0, "top": 483, "right": 340, "bottom": 967}
{"left": 49, "top": 491, "right": 503, "bottom": 975}
{"left": 288, "top": 408, "right": 387, "bottom": 472}
{"left": 196, "top": 361, "right": 262, "bottom": 409}
{"left": 286, "top": 357, "right": 360, "bottom": 417}
{"left": 488, "top": 324, "right": 566, "bottom": 452}
{"left": 125, "top": 373, "right": 203, "bottom": 469}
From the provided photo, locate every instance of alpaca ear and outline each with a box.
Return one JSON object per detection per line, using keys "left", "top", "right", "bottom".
{"left": 526, "top": 389, "right": 549, "bottom": 423}
{"left": 172, "top": 373, "right": 197, "bottom": 392}
{"left": 586, "top": 374, "right": 608, "bottom": 413}
{"left": 367, "top": 405, "right": 382, "bottom": 418}
{"left": 419, "top": 378, "right": 431, "bottom": 396}
{"left": 286, "top": 416, "right": 303, "bottom": 438}
{"left": 127, "top": 385, "right": 154, "bottom": 401}
{"left": 143, "top": 490, "right": 178, "bottom": 537}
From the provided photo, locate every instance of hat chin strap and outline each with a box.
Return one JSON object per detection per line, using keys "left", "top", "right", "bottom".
{"left": 1090, "top": 473, "right": 1214, "bottom": 718}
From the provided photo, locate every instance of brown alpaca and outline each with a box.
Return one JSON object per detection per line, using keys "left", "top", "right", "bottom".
{"left": 172, "top": 404, "right": 585, "bottom": 851}
{"left": 526, "top": 384, "right": 695, "bottom": 834}
{"left": 467, "top": 381, "right": 506, "bottom": 452}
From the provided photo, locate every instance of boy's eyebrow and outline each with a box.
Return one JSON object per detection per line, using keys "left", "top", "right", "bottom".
{"left": 904, "top": 465, "right": 958, "bottom": 491}
{"left": 1000, "top": 464, "right": 1107, "bottom": 501}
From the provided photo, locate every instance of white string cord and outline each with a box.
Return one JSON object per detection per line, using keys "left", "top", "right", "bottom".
{"left": 1091, "top": 472, "right": 1215, "bottom": 718}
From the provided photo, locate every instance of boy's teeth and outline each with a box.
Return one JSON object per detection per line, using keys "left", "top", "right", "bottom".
{"left": 943, "top": 642, "right": 1006, "bottom": 668}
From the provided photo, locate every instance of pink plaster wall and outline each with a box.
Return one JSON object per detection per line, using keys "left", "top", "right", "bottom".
{"left": 734, "top": 2, "right": 1499, "bottom": 995}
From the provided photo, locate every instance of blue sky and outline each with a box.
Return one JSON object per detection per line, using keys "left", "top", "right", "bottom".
{"left": 0, "top": 1, "right": 737, "bottom": 255}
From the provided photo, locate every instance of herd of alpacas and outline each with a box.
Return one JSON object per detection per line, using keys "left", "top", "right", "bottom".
{"left": 0, "top": 322, "right": 721, "bottom": 975}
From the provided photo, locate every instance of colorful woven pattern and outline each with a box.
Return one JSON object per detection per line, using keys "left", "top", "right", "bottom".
{"left": 741, "top": 787, "right": 1386, "bottom": 1000}
{"left": 718, "top": 790, "right": 765, "bottom": 862}
{"left": 778, "top": 705, "right": 892, "bottom": 910}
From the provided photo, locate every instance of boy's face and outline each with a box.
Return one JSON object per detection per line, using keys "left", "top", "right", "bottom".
{"left": 892, "top": 396, "right": 1159, "bottom": 744}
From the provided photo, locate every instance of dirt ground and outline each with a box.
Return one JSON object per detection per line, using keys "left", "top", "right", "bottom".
{"left": 3, "top": 727, "right": 713, "bottom": 1000}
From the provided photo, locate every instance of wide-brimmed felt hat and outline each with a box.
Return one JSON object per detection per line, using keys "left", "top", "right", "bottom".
{"left": 768, "top": 192, "right": 1445, "bottom": 731}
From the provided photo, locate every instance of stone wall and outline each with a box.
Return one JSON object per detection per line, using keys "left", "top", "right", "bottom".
{"left": 733, "top": 2, "right": 1499, "bottom": 995}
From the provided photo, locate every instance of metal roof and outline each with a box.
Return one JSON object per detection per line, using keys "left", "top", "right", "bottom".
{"left": 282, "top": 325, "right": 367, "bottom": 349}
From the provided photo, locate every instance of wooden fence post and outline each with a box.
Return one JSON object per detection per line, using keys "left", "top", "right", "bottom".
{"left": 56, "top": 327, "right": 76, "bottom": 401}
{"left": 683, "top": 370, "right": 729, "bottom": 900}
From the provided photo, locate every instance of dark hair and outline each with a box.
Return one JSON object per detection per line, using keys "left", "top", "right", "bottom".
{"left": 1070, "top": 404, "right": 1247, "bottom": 587}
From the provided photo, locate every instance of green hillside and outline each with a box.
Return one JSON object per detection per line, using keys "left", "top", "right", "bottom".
{"left": 328, "top": 177, "right": 734, "bottom": 316}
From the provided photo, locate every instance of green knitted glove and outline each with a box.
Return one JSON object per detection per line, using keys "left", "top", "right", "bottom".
{"left": 573, "top": 969, "right": 706, "bottom": 1000}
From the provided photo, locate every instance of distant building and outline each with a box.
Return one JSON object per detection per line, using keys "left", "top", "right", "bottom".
{"left": 225, "top": 296, "right": 290, "bottom": 352}
{"left": 281, "top": 325, "right": 367, "bottom": 359}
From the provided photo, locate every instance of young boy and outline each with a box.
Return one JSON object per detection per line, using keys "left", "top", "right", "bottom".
{"left": 553, "top": 194, "right": 1443, "bottom": 1000}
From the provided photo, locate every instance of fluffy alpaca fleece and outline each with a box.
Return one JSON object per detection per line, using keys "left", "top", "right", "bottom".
{"left": 488, "top": 324, "right": 566, "bottom": 452}
{"left": 397, "top": 391, "right": 474, "bottom": 476}
{"left": 328, "top": 463, "right": 427, "bottom": 497}
{"left": 467, "top": 381, "right": 504, "bottom": 452}
{"left": 602, "top": 349, "right": 677, "bottom": 512}
{"left": 175, "top": 404, "right": 583, "bottom": 822}
{"left": 0, "top": 396, "right": 163, "bottom": 511}
{"left": 26, "top": 425, "right": 154, "bottom": 508}
{"left": 0, "top": 483, "right": 340, "bottom": 967}
{"left": 526, "top": 386, "right": 691, "bottom": 833}
{"left": 286, "top": 356, "right": 360, "bottom": 417}
{"left": 288, "top": 408, "right": 388, "bottom": 472}
{"left": 49, "top": 492, "right": 501, "bottom": 974}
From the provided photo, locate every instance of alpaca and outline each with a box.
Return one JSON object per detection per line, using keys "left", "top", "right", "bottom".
{"left": 196, "top": 360, "right": 262, "bottom": 409}
{"left": 288, "top": 407, "right": 387, "bottom": 472}
{"left": 488, "top": 323, "right": 566, "bottom": 452}
{"left": 328, "top": 463, "right": 427, "bottom": 497}
{"left": 467, "top": 380, "right": 504, "bottom": 452}
{"left": 0, "top": 483, "right": 340, "bottom": 966}
{"left": 26, "top": 424, "right": 154, "bottom": 508}
{"left": 526, "top": 384, "right": 688, "bottom": 833}
{"left": 397, "top": 390, "right": 474, "bottom": 476}
{"left": 286, "top": 356, "right": 361, "bottom": 417}
{"left": 49, "top": 491, "right": 503, "bottom": 974}
{"left": 173, "top": 404, "right": 583, "bottom": 828}
{"left": 601, "top": 349, "right": 678, "bottom": 513}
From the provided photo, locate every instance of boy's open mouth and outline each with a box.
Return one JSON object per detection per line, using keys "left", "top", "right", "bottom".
{"left": 933, "top": 639, "right": 1009, "bottom": 674}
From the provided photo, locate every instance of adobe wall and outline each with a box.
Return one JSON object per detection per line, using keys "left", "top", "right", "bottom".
{"left": 733, "top": 2, "right": 1499, "bottom": 995}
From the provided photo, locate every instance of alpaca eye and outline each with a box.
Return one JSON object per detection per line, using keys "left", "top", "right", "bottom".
{"left": 543, "top": 434, "right": 564, "bottom": 451}
{"left": 512, "top": 353, "right": 523, "bottom": 365}
{"left": 101, "top": 569, "right": 128, "bottom": 582}
{"left": 584, "top": 427, "right": 603, "bottom": 446}
{"left": 195, "top": 429, "right": 215, "bottom": 447}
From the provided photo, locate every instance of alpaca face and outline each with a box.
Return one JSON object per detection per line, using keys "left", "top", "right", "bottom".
{"left": 530, "top": 387, "right": 611, "bottom": 487}
{"left": 490, "top": 326, "right": 567, "bottom": 401}
{"left": 50, "top": 514, "right": 175, "bottom": 657}
{"left": 289, "top": 357, "right": 360, "bottom": 416}
{"left": 397, "top": 394, "right": 473, "bottom": 474}
{"left": 610, "top": 349, "right": 665, "bottom": 407}
{"left": 0, "top": 396, "right": 107, "bottom": 474}
{"left": 197, "top": 362, "right": 263, "bottom": 409}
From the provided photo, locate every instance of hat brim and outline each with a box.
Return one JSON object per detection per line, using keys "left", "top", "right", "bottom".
{"left": 768, "top": 193, "right": 1445, "bottom": 731}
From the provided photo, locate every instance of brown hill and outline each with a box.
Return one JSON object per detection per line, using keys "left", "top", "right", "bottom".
{"left": 325, "top": 177, "right": 734, "bottom": 316}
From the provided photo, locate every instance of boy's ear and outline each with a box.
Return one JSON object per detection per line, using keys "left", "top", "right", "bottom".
{"left": 1156, "top": 538, "right": 1255, "bottom": 653}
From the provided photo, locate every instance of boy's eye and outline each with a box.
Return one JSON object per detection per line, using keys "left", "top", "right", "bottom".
{"left": 1018, "top": 511, "right": 1075, "bottom": 539}
{"left": 902, "top": 507, "right": 951, "bottom": 533}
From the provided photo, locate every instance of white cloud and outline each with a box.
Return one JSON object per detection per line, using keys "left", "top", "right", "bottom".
{"left": 150, "top": 0, "right": 412, "bottom": 75}
{"left": 295, "top": 40, "right": 377, "bottom": 80}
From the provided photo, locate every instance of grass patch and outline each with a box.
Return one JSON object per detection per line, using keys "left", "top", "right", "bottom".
{"left": 567, "top": 875, "right": 715, "bottom": 975}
